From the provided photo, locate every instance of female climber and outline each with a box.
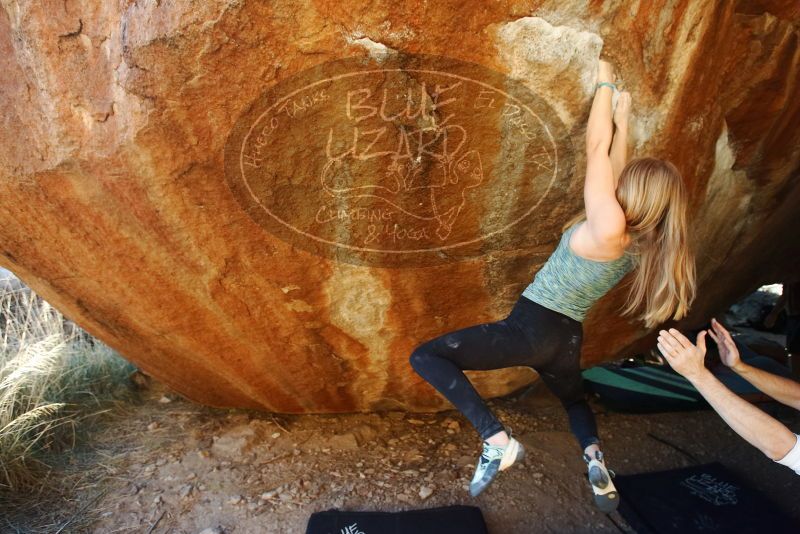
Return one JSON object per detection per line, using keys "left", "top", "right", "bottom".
{"left": 408, "top": 59, "right": 696, "bottom": 512}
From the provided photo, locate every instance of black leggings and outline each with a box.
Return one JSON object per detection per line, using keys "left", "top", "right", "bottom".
{"left": 409, "top": 294, "right": 600, "bottom": 451}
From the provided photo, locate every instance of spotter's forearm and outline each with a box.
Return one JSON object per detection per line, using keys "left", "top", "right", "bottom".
{"left": 688, "top": 370, "right": 796, "bottom": 460}
{"left": 734, "top": 362, "right": 800, "bottom": 411}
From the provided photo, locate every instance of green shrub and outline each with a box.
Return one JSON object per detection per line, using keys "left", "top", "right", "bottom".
{"left": 0, "top": 276, "right": 136, "bottom": 497}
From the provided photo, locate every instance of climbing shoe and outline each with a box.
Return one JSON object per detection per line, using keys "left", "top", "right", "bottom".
{"left": 584, "top": 449, "right": 619, "bottom": 513}
{"left": 469, "top": 436, "right": 525, "bottom": 497}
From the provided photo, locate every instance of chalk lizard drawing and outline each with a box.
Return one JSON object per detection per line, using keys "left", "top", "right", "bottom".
{"left": 320, "top": 122, "right": 484, "bottom": 241}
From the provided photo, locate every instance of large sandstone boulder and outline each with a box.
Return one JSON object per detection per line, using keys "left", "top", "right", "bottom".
{"left": 1, "top": 1, "right": 798, "bottom": 412}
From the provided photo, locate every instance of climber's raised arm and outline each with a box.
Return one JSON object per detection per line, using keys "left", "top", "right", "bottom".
{"left": 583, "top": 60, "right": 626, "bottom": 249}
{"left": 610, "top": 92, "right": 630, "bottom": 186}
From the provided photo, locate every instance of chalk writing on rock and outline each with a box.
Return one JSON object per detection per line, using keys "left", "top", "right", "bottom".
{"left": 224, "top": 53, "right": 574, "bottom": 267}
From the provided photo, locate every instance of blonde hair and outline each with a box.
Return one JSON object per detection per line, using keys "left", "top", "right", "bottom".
{"left": 563, "top": 157, "right": 696, "bottom": 328}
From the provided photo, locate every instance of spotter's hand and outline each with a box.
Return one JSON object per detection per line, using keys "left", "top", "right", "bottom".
{"left": 708, "top": 318, "right": 741, "bottom": 370}
{"left": 657, "top": 328, "right": 708, "bottom": 380}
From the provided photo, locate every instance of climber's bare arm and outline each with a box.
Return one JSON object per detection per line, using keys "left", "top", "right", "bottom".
{"left": 583, "top": 60, "right": 626, "bottom": 253}
{"left": 609, "top": 92, "right": 630, "bottom": 186}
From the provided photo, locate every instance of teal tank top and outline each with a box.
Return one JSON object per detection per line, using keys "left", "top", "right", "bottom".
{"left": 521, "top": 222, "right": 635, "bottom": 322}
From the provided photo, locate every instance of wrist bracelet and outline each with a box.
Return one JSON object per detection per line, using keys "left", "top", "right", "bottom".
{"left": 596, "top": 82, "right": 618, "bottom": 92}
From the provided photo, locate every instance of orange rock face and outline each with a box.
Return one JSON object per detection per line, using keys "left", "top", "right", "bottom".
{"left": 1, "top": 1, "right": 799, "bottom": 412}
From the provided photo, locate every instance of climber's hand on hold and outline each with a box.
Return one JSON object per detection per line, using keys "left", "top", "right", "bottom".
{"left": 597, "top": 60, "right": 615, "bottom": 85}
{"left": 613, "top": 91, "right": 631, "bottom": 126}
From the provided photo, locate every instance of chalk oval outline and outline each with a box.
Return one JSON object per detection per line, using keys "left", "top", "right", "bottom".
{"left": 233, "top": 56, "right": 569, "bottom": 255}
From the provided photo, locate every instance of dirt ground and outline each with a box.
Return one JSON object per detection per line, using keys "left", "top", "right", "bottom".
{"left": 11, "top": 375, "right": 800, "bottom": 534}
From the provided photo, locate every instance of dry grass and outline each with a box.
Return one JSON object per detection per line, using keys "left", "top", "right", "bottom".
{"left": 0, "top": 274, "right": 137, "bottom": 531}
